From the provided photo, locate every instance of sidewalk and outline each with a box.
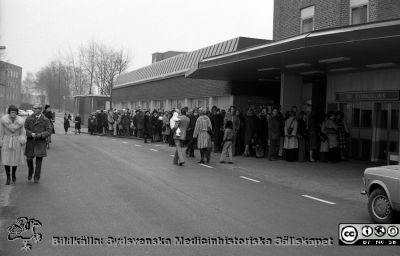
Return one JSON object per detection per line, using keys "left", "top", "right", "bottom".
{"left": 76, "top": 127, "right": 375, "bottom": 203}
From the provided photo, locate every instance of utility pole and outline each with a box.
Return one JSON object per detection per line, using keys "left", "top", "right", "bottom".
{"left": 58, "top": 62, "right": 61, "bottom": 112}
{"left": 0, "top": 46, "right": 6, "bottom": 114}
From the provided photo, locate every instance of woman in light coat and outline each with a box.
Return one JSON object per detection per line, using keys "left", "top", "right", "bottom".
{"left": 0, "top": 105, "right": 27, "bottom": 185}
{"left": 283, "top": 111, "right": 298, "bottom": 162}
{"left": 193, "top": 108, "right": 212, "bottom": 164}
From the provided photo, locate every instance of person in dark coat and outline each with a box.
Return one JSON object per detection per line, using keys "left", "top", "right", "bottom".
{"left": 185, "top": 109, "right": 198, "bottom": 157}
{"left": 24, "top": 103, "right": 52, "bottom": 183}
{"left": 143, "top": 111, "right": 152, "bottom": 143}
{"left": 74, "top": 114, "right": 82, "bottom": 134}
{"left": 88, "top": 114, "right": 97, "bottom": 135}
{"left": 243, "top": 108, "right": 255, "bottom": 156}
{"left": 297, "top": 111, "right": 308, "bottom": 162}
{"left": 136, "top": 110, "right": 145, "bottom": 138}
{"left": 254, "top": 109, "right": 268, "bottom": 158}
{"left": 120, "top": 110, "right": 131, "bottom": 136}
{"left": 235, "top": 109, "right": 245, "bottom": 156}
{"left": 211, "top": 108, "right": 223, "bottom": 153}
{"left": 63, "top": 113, "right": 71, "bottom": 135}
{"left": 151, "top": 110, "right": 160, "bottom": 142}
{"left": 43, "top": 105, "right": 55, "bottom": 134}
{"left": 95, "top": 111, "right": 102, "bottom": 134}
{"left": 268, "top": 107, "right": 282, "bottom": 160}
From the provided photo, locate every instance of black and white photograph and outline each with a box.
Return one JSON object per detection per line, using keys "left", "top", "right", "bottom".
{"left": 1, "top": 0, "right": 400, "bottom": 255}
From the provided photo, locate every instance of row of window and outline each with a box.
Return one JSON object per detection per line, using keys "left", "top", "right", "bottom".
{"left": 5, "top": 91, "right": 20, "bottom": 101}
{"left": 301, "top": 0, "right": 369, "bottom": 34}
{"left": 7, "top": 70, "right": 19, "bottom": 79}
{"left": 117, "top": 98, "right": 211, "bottom": 111}
{"left": 7, "top": 81, "right": 19, "bottom": 88}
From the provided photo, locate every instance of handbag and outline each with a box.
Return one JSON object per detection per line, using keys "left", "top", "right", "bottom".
{"left": 287, "top": 118, "right": 295, "bottom": 135}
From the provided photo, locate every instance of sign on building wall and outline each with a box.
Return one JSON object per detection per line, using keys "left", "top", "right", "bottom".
{"left": 336, "top": 90, "right": 400, "bottom": 102}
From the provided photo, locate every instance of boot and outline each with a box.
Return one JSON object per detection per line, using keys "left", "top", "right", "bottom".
{"left": 12, "top": 168, "right": 17, "bottom": 184}
{"left": 5, "top": 169, "right": 10, "bottom": 185}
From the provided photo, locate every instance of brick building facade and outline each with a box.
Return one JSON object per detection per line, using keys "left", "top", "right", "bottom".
{"left": 0, "top": 61, "right": 22, "bottom": 114}
{"left": 273, "top": 0, "right": 400, "bottom": 41}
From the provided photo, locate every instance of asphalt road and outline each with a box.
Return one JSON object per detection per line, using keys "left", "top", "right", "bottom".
{"left": 0, "top": 119, "right": 397, "bottom": 256}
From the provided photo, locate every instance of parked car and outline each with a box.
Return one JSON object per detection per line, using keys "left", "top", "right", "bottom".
{"left": 362, "top": 165, "right": 400, "bottom": 223}
{"left": 26, "top": 109, "right": 34, "bottom": 116}
{"left": 18, "top": 110, "right": 28, "bottom": 116}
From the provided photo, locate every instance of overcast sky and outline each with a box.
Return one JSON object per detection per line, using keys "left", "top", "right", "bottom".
{"left": 1, "top": 0, "right": 274, "bottom": 79}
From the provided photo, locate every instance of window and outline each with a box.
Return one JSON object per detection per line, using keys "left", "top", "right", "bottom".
{"left": 350, "top": 0, "right": 368, "bottom": 25}
{"left": 300, "top": 6, "right": 315, "bottom": 33}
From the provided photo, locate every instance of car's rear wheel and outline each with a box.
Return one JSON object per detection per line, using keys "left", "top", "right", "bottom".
{"left": 368, "top": 188, "right": 394, "bottom": 224}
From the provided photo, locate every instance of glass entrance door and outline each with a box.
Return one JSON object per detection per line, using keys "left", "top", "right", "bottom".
{"left": 374, "top": 103, "right": 390, "bottom": 161}
{"left": 349, "top": 102, "right": 373, "bottom": 160}
{"left": 342, "top": 101, "right": 399, "bottom": 162}
{"left": 373, "top": 102, "right": 400, "bottom": 161}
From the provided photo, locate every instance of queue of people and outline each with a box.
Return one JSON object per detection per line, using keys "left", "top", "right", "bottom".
{"left": 85, "top": 102, "right": 349, "bottom": 165}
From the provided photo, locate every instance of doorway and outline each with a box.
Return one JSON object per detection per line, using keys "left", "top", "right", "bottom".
{"left": 342, "top": 101, "right": 400, "bottom": 161}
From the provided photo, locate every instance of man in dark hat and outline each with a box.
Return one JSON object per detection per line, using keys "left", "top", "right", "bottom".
{"left": 24, "top": 103, "right": 52, "bottom": 183}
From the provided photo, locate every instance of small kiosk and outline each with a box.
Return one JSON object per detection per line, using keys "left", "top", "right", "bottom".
{"left": 73, "top": 95, "right": 111, "bottom": 126}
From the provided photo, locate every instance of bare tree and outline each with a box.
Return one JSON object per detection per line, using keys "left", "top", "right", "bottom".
{"left": 32, "top": 40, "right": 131, "bottom": 110}
{"left": 62, "top": 50, "right": 88, "bottom": 97}
{"left": 105, "top": 48, "right": 130, "bottom": 96}
{"left": 79, "top": 40, "right": 97, "bottom": 95}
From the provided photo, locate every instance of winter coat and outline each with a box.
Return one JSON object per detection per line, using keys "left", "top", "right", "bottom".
{"left": 136, "top": 112, "right": 145, "bottom": 130}
{"left": 210, "top": 113, "right": 223, "bottom": 145}
{"left": 186, "top": 114, "right": 197, "bottom": 139}
{"left": 120, "top": 114, "right": 131, "bottom": 129}
{"left": 151, "top": 115, "right": 160, "bottom": 135}
{"left": 144, "top": 115, "right": 152, "bottom": 136}
{"left": 88, "top": 117, "right": 97, "bottom": 133}
{"left": 268, "top": 116, "right": 281, "bottom": 140}
{"left": 284, "top": 117, "right": 298, "bottom": 149}
{"left": 254, "top": 115, "right": 268, "bottom": 146}
{"left": 74, "top": 116, "right": 82, "bottom": 130}
{"left": 193, "top": 115, "right": 212, "bottom": 149}
{"left": 25, "top": 114, "right": 52, "bottom": 158}
{"left": 0, "top": 115, "right": 26, "bottom": 166}
{"left": 244, "top": 114, "right": 255, "bottom": 145}
{"left": 162, "top": 115, "right": 171, "bottom": 135}
{"left": 174, "top": 115, "right": 190, "bottom": 141}
{"left": 64, "top": 116, "right": 70, "bottom": 129}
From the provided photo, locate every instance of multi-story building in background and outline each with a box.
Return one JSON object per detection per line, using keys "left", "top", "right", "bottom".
{"left": 273, "top": 0, "right": 400, "bottom": 41}
{"left": 0, "top": 61, "right": 22, "bottom": 114}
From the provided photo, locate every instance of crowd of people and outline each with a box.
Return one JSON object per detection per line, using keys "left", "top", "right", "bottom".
{"left": 86, "top": 102, "right": 350, "bottom": 165}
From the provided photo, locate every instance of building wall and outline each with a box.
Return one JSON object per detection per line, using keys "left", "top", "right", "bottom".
{"left": 113, "top": 76, "right": 279, "bottom": 111}
{"left": 0, "top": 61, "right": 23, "bottom": 114}
{"left": 273, "top": 0, "right": 400, "bottom": 41}
{"left": 113, "top": 76, "right": 232, "bottom": 110}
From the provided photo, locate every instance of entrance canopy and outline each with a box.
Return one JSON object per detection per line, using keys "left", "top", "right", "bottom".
{"left": 186, "top": 19, "right": 400, "bottom": 81}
